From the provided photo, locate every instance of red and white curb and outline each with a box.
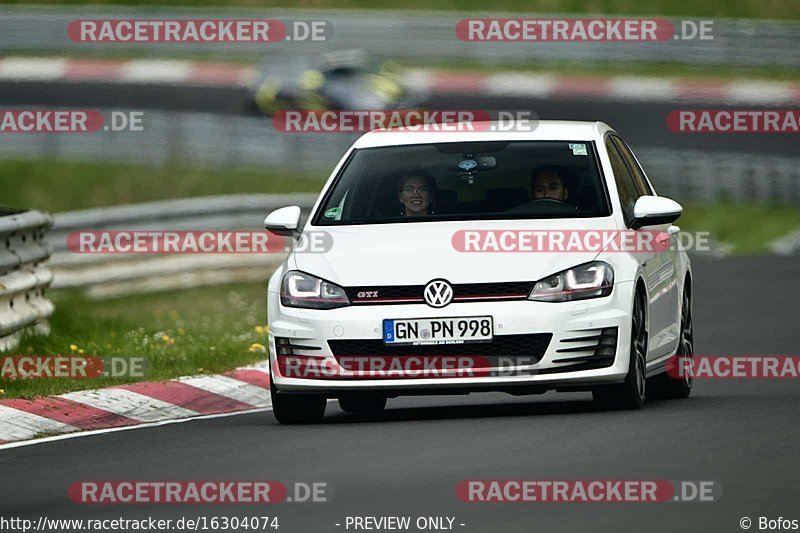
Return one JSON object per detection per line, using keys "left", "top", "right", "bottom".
{"left": 0, "top": 57, "right": 256, "bottom": 87}
{"left": 1, "top": 56, "right": 798, "bottom": 105}
{"left": 405, "top": 70, "right": 800, "bottom": 105}
{"left": 0, "top": 361, "right": 270, "bottom": 445}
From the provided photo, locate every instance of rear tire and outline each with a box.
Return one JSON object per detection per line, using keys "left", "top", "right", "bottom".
{"left": 338, "top": 395, "right": 387, "bottom": 415}
{"left": 593, "top": 288, "right": 648, "bottom": 410}
{"left": 270, "top": 379, "right": 326, "bottom": 424}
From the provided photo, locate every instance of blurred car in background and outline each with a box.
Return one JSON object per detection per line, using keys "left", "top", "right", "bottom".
{"left": 250, "top": 49, "right": 426, "bottom": 116}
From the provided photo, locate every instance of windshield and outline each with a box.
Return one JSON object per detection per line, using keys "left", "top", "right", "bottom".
{"left": 313, "top": 140, "right": 610, "bottom": 226}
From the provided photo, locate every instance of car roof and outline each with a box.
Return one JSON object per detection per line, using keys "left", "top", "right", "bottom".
{"left": 352, "top": 120, "right": 615, "bottom": 149}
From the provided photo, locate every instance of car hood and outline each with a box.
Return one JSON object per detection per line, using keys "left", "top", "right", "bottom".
{"left": 292, "top": 218, "right": 619, "bottom": 287}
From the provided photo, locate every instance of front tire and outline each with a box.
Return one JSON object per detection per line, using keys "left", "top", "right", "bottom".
{"left": 593, "top": 288, "right": 648, "bottom": 410}
{"left": 270, "top": 379, "right": 326, "bottom": 424}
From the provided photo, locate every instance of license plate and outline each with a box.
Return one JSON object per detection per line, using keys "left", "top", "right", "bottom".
{"left": 383, "top": 316, "right": 493, "bottom": 346}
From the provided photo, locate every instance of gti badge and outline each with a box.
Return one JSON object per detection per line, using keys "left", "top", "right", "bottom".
{"left": 356, "top": 291, "right": 379, "bottom": 299}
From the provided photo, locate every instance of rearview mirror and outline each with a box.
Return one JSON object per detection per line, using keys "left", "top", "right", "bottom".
{"left": 264, "top": 206, "right": 302, "bottom": 239}
{"left": 631, "top": 196, "right": 682, "bottom": 230}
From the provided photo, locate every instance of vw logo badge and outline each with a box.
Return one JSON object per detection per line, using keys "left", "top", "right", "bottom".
{"left": 423, "top": 279, "right": 454, "bottom": 308}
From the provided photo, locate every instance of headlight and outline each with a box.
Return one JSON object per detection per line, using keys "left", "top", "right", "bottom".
{"left": 528, "top": 262, "right": 614, "bottom": 302}
{"left": 281, "top": 271, "right": 350, "bottom": 309}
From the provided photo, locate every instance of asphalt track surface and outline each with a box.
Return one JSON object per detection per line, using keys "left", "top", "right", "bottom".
{"left": 2, "top": 255, "right": 799, "bottom": 533}
{"left": 1, "top": 80, "right": 796, "bottom": 156}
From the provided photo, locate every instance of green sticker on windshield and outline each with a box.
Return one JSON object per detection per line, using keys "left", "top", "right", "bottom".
{"left": 569, "top": 143, "right": 587, "bottom": 156}
{"left": 324, "top": 207, "right": 342, "bottom": 218}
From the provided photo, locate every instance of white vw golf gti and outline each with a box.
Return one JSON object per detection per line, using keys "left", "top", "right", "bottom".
{"left": 265, "top": 121, "right": 693, "bottom": 423}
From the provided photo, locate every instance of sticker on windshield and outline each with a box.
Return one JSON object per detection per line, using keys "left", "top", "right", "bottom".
{"left": 324, "top": 207, "right": 342, "bottom": 218}
{"left": 569, "top": 143, "right": 588, "bottom": 156}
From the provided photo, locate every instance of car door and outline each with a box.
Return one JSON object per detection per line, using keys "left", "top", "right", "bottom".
{"left": 611, "top": 135, "right": 680, "bottom": 357}
{"left": 605, "top": 135, "right": 663, "bottom": 362}
{"left": 614, "top": 136, "right": 680, "bottom": 353}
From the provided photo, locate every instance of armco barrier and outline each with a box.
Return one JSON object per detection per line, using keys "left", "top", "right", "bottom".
{"left": 47, "top": 193, "right": 317, "bottom": 299}
{"left": 0, "top": 207, "right": 55, "bottom": 351}
{"left": 0, "top": 6, "right": 798, "bottom": 68}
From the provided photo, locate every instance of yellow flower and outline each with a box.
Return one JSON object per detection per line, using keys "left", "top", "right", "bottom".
{"left": 249, "top": 342, "right": 266, "bottom": 353}
{"left": 78, "top": 349, "right": 85, "bottom": 355}
{"left": 162, "top": 335, "right": 171, "bottom": 342}
{"left": 69, "top": 344, "right": 78, "bottom": 351}
{"left": 0, "top": 389, "right": 5, "bottom": 395}
{"left": 168, "top": 338, "right": 176, "bottom": 346}
{"left": 197, "top": 368, "right": 204, "bottom": 373}
{"left": 254, "top": 326, "right": 265, "bottom": 334}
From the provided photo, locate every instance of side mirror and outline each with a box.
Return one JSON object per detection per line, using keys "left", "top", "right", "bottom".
{"left": 631, "top": 196, "right": 682, "bottom": 230}
{"left": 264, "top": 206, "right": 302, "bottom": 239}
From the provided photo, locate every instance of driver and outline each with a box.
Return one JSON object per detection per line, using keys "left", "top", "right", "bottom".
{"left": 531, "top": 165, "right": 569, "bottom": 202}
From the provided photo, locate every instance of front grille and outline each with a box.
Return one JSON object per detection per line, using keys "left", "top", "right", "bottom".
{"left": 329, "top": 333, "right": 551, "bottom": 363}
{"left": 346, "top": 281, "right": 535, "bottom": 305}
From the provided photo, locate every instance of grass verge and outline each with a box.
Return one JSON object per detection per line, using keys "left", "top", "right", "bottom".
{"left": 0, "top": 159, "right": 326, "bottom": 213}
{"left": 0, "top": 282, "right": 269, "bottom": 399}
{"left": 678, "top": 202, "right": 800, "bottom": 255}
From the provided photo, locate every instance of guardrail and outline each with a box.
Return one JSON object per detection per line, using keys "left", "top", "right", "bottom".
{"left": 635, "top": 147, "right": 800, "bottom": 205}
{"left": 0, "top": 207, "right": 55, "bottom": 351}
{"left": 48, "top": 194, "right": 317, "bottom": 299}
{"left": 0, "top": 6, "right": 798, "bottom": 68}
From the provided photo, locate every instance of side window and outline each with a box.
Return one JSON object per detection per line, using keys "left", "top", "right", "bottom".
{"left": 612, "top": 136, "right": 653, "bottom": 196}
{"left": 605, "top": 137, "right": 638, "bottom": 226}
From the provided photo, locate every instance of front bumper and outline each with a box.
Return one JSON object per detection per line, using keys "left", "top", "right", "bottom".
{"left": 268, "top": 281, "right": 635, "bottom": 395}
